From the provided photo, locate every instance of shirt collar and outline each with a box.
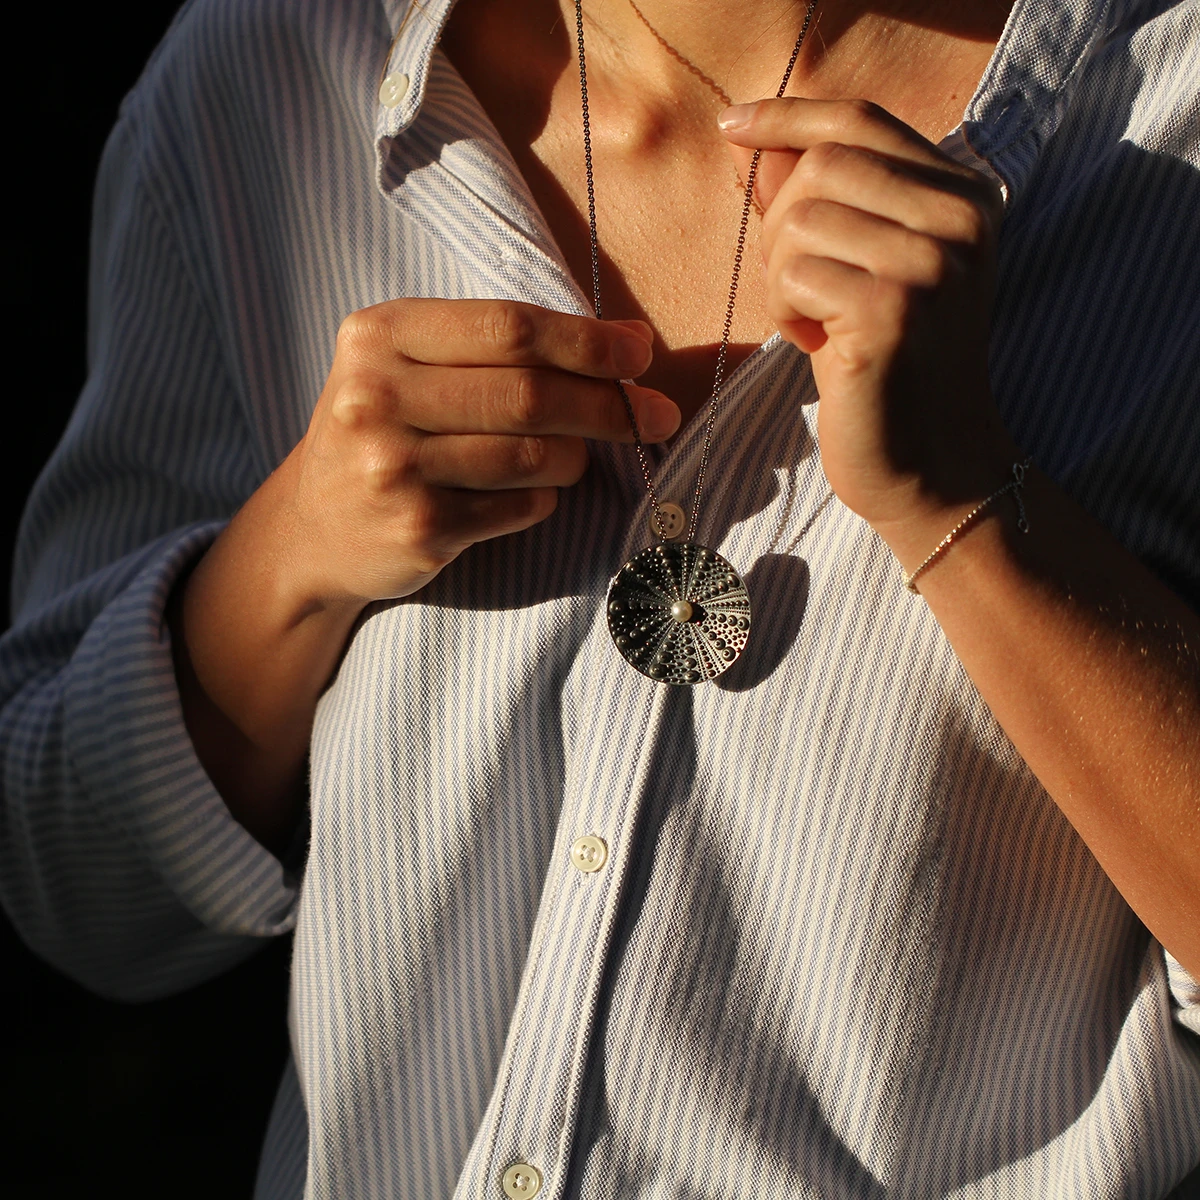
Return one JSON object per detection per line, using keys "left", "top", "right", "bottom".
{"left": 962, "top": 0, "right": 1148, "bottom": 198}
{"left": 375, "top": 0, "right": 459, "bottom": 141}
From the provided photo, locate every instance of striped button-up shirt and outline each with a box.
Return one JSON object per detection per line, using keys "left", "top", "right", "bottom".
{"left": 2, "top": 0, "right": 1198, "bottom": 1197}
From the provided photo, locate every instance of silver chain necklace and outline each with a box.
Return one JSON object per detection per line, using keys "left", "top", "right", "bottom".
{"left": 574, "top": 0, "right": 817, "bottom": 684}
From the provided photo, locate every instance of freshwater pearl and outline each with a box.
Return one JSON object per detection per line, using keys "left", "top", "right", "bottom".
{"left": 670, "top": 599, "right": 694, "bottom": 623}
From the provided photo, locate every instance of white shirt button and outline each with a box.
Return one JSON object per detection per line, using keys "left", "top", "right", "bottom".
{"left": 501, "top": 1163, "right": 543, "bottom": 1197}
{"left": 569, "top": 834, "right": 608, "bottom": 873}
{"left": 651, "top": 502, "right": 686, "bottom": 539}
{"left": 378, "top": 71, "right": 410, "bottom": 108}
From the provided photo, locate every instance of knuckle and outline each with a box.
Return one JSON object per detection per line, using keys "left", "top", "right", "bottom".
{"left": 798, "top": 140, "right": 845, "bottom": 180}
{"left": 572, "top": 321, "right": 610, "bottom": 368}
{"left": 777, "top": 252, "right": 811, "bottom": 295}
{"left": 408, "top": 544, "right": 453, "bottom": 578}
{"left": 872, "top": 277, "right": 912, "bottom": 328}
{"left": 946, "top": 196, "right": 987, "bottom": 244}
{"left": 926, "top": 240, "right": 950, "bottom": 283}
{"left": 336, "top": 306, "right": 389, "bottom": 358}
{"left": 330, "top": 372, "right": 392, "bottom": 428}
{"left": 782, "top": 196, "right": 822, "bottom": 234}
{"left": 537, "top": 433, "right": 587, "bottom": 483}
{"left": 399, "top": 495, "right": 454, "bottom": 570}
{"left": 512, "top": 435, "right": 549, "bottom": 478}
{"left": 505, "top": 369, "right": 553, "bottom": 430}
{"left": 907, "top": 233, "right": 949, "bottom": 285}
{"left": 508, "top": 486, "right": 555, "bottom": 529}
{"left": 359, "top": 435, "right": 416, "bottom": 497}
{"left": 360, "top": 450, "right": 396, "bottom": 499}
{"left": 476, "top": 301, "right": 538, "bottom": 357}
{"left": 841, "top": 97, "right": 884, "bottom": 130}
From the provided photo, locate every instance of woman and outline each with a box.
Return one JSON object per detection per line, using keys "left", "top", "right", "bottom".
{"left": 2, "top": 0, "right": 1197, "bottom": 1195}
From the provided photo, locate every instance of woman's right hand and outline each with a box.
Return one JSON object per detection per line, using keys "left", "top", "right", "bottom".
{"left": 172, "top": 299, "right": 676, "bottom": 848}
{"left": 289, "top": 298, "right": 675, "bottom": 608}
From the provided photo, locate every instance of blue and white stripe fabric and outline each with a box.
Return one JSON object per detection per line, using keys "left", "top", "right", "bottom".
{"left": 2, "top": 0, "right": 1198, "bottom": 1196}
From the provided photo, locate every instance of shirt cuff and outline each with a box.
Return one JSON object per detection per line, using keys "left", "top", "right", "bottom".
{"left": 63, "top": 521, "right": 299, "bottom": 939}
{"left": 1164, "top": 947, "right": 1200, "bottom": 1037}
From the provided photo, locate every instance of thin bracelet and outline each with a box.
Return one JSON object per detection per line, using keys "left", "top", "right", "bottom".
{"left": 903, "top": 459, "right": 1032, "bottom": 594}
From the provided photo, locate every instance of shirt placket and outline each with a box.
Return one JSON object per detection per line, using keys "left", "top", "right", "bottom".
{"left": 467, "top": 667, "right": 671, "bottom": 1199}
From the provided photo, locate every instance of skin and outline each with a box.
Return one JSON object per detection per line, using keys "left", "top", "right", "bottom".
{"left": 171, "top": 0, "right": 1199, "bottom": 974}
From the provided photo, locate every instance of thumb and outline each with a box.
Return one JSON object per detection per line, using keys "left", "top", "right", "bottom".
{"left": 726, "top": 143, "right": 800, "bottom": 214}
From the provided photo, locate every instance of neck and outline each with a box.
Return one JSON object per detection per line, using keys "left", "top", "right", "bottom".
{"left": 445, "top": 1, "right": 1014, "bottom": 143}
{"left": 570, "top": 0, "right": 815, "bottom": 102}
{"left": 560, "top": 0, "right": 1014, "bottom": 108}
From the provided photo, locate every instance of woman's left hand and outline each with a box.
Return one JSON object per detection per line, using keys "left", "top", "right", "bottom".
{"left": 724, "top": 101, "right": 1200, "bottom": 978}
{"left": 720, "top": 98, "right": 1015, "bottom": 561}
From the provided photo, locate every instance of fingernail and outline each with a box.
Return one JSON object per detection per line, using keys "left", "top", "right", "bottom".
{"left": 718, "top": 103, "right": 756, "bottom": 131}
{"left": 613, "top": 334, "right": 653, "bottom": 375}
{"left": 640, "top": 394, "right": 680, "bottom": 440}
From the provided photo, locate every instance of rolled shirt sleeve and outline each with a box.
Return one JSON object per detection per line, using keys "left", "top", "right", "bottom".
{"left": 2, "top": 526, "right": 297, "bottom": 1000}
{"left": 0, "top": 101, "right": 298, "bottom": 1000}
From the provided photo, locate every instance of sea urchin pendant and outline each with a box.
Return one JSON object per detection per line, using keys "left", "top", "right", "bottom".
{"left": 606, "top": 542, "right": 751, "bottom": 684}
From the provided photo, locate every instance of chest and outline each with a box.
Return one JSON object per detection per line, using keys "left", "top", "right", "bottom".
{"left": 441, "top": 43, "right": 774, "bottom": 420}
{"left": 443, "top": 137, "right": 954, "bottom": 429}
{"left": 525, "top": 101, "right": 778, "bottom": 405}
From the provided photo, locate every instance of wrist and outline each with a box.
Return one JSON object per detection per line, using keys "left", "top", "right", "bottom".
{"left": 259, "top": 445, "right": 371, "bottom": 627}
{"left": 171, "top": 476, "right": 365, "bottom": 852}
{"left": 895, "top": 460, "right": 1033, "bottom": 592}
{"left": 178, "top": 464, "right": 365, "bottom": 745}
{"left": 866, "top": 435, "right": 1024, "bottom": 576}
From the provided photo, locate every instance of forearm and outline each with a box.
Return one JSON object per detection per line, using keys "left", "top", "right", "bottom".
{"left": 878, "top": 465, "right": 1200, "bottom": 975}
{"left": 170, "top": 449, "right": 363, "bottom": 853}
{"left": 719, "top": 98, "right": 1199, "bottom": 975}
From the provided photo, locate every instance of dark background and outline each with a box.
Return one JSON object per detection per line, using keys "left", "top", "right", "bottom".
{"left": 4, "top": 3, "right": 291, "bottom": 1196}
{"left": 5, "top": 4, "right": 1198, "bottom": 1198}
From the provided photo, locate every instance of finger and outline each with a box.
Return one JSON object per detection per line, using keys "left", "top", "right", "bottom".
{"left": 765, "top": 198, "right": 961, "bottom": 290}
{"left": 339, "top": 298, "right": 655, "bottom": 378}
{"left": 414, "top": 432, "right": 590, "bottom": 490}
{"left": 727, "top": 142, "right": 803, "bottom": 218}
{"left": 767, "top": 251, "right": 874, "bottom": 327}
{"left": 450, "top": 485, "right": 560, "bottom": 543}
{"left": 753, "top": 148, "right": 803, "bottom": 213}
{"left": 763, "top": 140, "right": 1000, "bottom": 243}
{"left": 719, "top": 97, "right": 955, "bottom": 171}
{"left": 765, "top": 252, "right": 902, "bottom": 359}
{"left": 402, "top": 485, "right": 562, "bottom": 568}
{"left": 347, "top": 365, "right": 680, "bottom": 443}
